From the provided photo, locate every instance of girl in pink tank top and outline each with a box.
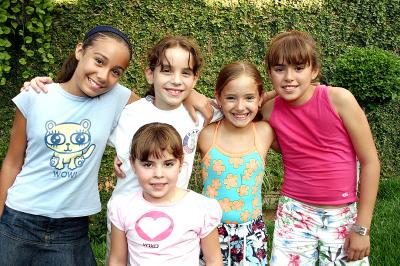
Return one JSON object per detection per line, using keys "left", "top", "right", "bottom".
{"left": 261, "top": 30, "right": 380, "bottom": 265}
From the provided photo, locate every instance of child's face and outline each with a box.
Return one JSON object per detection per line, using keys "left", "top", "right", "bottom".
{"left": 71, "top": 37, "right": 130, "bottom": 97}
{"left": 216, "top": 75, "right": 261, "bottom": 128}
{"left": 132, "top": 151, "right": 181, "bottom": 204}
{"left": 268, "top": 62, "right": 319, "bottom": 105}
{"left": 145, "top": 46, "right": 198, "bottom": 110}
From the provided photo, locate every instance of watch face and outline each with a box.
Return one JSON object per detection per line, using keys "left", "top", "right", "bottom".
{"left": 352, "top": 224, "right": 368, "bottom": 236}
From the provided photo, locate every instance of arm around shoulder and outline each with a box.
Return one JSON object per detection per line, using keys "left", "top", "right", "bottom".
{"left": 260, "top": 97, "right": 275, "bottom": 122}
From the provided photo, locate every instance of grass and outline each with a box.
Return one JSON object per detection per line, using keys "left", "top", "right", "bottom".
{"left": 91, "top": 177, "right": 400, "bottom": 264}
{"left": 369, "top": 177, "right": 400, "bottom": 265}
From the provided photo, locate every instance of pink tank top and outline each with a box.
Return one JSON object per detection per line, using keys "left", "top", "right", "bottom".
{"left": 270, "top": 85, "right": 357, "bottom": 205}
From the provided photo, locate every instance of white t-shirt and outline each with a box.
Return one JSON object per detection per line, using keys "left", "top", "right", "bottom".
{"left": 108, "top": 96, "right": 205, "bottom": 198}
{"left": 109, "top": 190, "right": 222, "bottom": 265}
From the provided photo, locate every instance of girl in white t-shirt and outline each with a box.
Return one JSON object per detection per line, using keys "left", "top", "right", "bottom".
{"left": 108, "top": 122, "right": 223, "bottom": 265}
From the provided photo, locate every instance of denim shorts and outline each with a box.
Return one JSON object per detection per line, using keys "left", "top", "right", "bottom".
{"left": 0, "top": 205, "right": 97, "bottom": 266}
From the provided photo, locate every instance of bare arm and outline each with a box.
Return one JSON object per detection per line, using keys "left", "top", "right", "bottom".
{"left": 260, "top": 98, "right": 281, "bottom": 152}
{"left": 0, "top": 109, "right": 27, "bottom": 217}
{"left": 200, "top": 228, "right": 223, "bottom": 266}
{"left": 109, "top": 224, "right": 128, "bottom": 266}
{"left": 330, "top": 87, "right": 380, "bottom": 261}
{"left": 197, "top": 124, "right": 216, "bottom": 158}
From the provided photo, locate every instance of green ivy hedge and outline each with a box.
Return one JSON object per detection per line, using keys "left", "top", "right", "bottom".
{"left": 2, "top": 0, "right": 399, "bottom": 176}
{"left": 0, "top": 0, "right": 54, "bottom": 94}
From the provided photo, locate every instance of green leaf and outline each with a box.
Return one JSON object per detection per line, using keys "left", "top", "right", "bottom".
{"left": 22, "top": 70, "right": 31, "bottom": 79}
{"left": 24, "top": 36, "right": 32, "bottom": 44}
{"left": 26, "top": 50, "right": 34, "bottom": 57}
{"left": 0, "top": 26, "right": 11, "bottom": 35}
{"left": 26, "top": 6, "right": 34, "bottom": 15}
{"left": 0, "top": 15, "right": 7, "bottom": 23}
{"left": 0, "top": 39, "right": 11, "bottom": 47}
{"left": 11, "top": 6, "right": 20, "bottom": 13}
{"left": 0, "top": 1, "right": 10, "bottom": 9}
{"left": 44, "top": 17, "right": 52, "bottom": 27}
{"left": 36, "top": 7, "right": 45, "bottom": 15}
{"left": 0, "top": 77, "right": 6, "bottom": 86}
{"left": 3, "top": 65, "right": 11, "bottom": 72}
{"left": 19, "top": 58, "right": 27, "bottom": 65}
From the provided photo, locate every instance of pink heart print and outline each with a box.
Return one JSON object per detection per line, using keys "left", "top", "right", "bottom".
{"left": 135, "top": 211, "right": 174, "bottom": 241}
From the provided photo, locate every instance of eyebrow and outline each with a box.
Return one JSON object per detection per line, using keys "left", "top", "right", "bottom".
{"left": 160, "top": 63, "right": 193, "bottom": 72}
{"left": 94, "top": 52, "right": 126, "bottom": 71}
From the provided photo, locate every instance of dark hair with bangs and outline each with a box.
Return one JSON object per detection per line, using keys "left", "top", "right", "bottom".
{"left": 130, "top": 122, "right": 183, "bottom": 163}
{"left": 215, "top": 61, "right": 264, "bottom": 97}
{"left": 265, "top": 30, "right": 321, "bottom": 73}
{"left": 145, "top": 36, "right": 203, "bottom": 96}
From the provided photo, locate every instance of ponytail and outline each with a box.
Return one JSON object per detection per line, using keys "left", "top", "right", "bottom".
{"left": 56, "top": 53, "right": 78, "bottom": 83}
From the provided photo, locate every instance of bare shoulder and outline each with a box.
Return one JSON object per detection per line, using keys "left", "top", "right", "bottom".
{"left": 198, "top": 123, "right": 217, "bottom": 156}
{"left": 254, "top": 121, "right": 275, "bottom": 153}
{"left": 328, "top": 86, "right": 357, "bottom": 107}
{"left": 254, "top": 120, "right": 274, "bottom": 136}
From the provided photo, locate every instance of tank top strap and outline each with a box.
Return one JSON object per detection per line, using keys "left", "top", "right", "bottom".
{"left": 251, "top": 122, "right": 257, "bottom": 146}
{"left": 212, "top": 120, "right": 222, "bottom": 145}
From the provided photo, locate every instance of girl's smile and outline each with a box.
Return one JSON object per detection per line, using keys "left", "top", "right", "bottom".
{"left": 216, "top": 75, "right": 261, "bottom": 128}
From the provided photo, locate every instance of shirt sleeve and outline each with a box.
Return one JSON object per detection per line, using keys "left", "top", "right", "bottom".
{"left": 109, "top": 84, "right": 131, "bottom": 131}
{"left": 199, "top": 197, "right": 222, "bottom": 239}
{"left": 108, "top": 196, "right": 127, "bottom": 232}
{"left": 12, "top": 90, "right": 34, "bottom": 118}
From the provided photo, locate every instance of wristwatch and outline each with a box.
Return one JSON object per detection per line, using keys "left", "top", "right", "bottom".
{"left": 351, "top": 224, "right": 369, "bottom": 236}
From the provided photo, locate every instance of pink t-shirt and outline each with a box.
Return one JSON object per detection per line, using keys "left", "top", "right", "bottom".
{"left": 109, "top": 190, "right": 222, "bottom": 265}
{"left": 269, "top": 85, "right": 357, "bottom": 205}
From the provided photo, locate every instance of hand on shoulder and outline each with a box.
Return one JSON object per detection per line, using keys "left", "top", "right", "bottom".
{"left": 260, "top": 96, "right": 275, "bottom": 122}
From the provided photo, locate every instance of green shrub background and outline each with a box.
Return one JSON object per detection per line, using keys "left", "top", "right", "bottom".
{"left": 1, "top": 0, "right": 399, "bottom": 258}
{"left": 2, "top": 0, "right": 398, "bottom": 177}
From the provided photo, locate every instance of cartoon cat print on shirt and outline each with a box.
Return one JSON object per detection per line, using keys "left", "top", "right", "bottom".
{"left": 44, "top": 119, "right": 96, "bottom": 170}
